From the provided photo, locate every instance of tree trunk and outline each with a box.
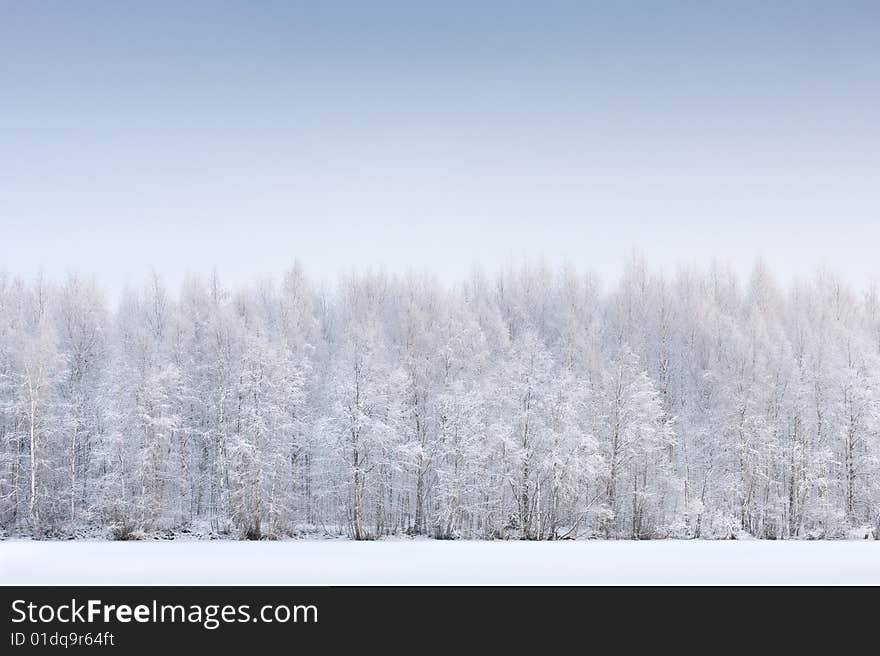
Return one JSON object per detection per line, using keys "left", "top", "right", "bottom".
{"left": 29, "top": 397, "right": 39, "bottom": 535}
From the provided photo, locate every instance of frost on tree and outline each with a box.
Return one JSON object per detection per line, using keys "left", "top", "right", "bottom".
{"left": 0, "top": 260, "right": 878, "bottom": 540}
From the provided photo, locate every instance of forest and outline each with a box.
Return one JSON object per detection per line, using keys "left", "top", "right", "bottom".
{"left": 1, "top": 259, "right": 878, "bottom": 540}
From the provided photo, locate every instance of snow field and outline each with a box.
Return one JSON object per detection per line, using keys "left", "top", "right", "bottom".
{"left": 2, "top": 539, "right": 879, "bottom": 585}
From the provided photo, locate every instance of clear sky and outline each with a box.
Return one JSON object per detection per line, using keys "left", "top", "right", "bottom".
{"left": 2, "top": 1, "right": 879, "bottom": 297}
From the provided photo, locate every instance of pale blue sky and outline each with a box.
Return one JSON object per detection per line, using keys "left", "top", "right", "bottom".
{"left": 2, "top": 1, "right": 879, "bottom": 296}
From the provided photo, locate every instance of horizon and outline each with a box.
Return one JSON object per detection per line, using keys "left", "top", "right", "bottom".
{"left": 1, "top": 255, "right": 878, "bottom": 308}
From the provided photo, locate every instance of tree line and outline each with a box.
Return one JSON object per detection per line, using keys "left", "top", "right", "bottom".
{"left": 1, "top": 260, "right": 878, "bottom": 540}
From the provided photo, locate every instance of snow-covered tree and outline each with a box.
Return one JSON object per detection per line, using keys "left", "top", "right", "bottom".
{"left": 0, "top": 261, "right": 877, "bottom": 540}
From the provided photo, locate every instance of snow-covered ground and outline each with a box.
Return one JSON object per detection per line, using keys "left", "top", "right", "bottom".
{"left": 2, "top": 540, "right": 879, "bottom": 585}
